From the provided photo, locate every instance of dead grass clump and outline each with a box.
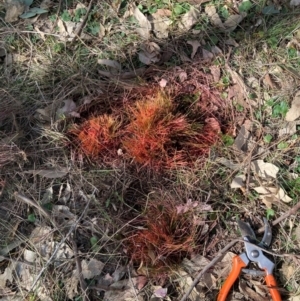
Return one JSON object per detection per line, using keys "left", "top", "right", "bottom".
{"left": 0, "top": 143, "right": 26, "bottom": 168}
{"left": 73, "top": 114, "right": 122, "bottom": 158}
{"left": 125, "top": 195, "right": 205, "bottom": 273}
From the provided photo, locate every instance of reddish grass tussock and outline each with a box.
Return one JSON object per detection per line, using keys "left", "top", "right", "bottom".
{"left": 71, "top": 89, "right": 224, "bottom": 169}
{"left": 122, "top": 93, "right": 186, "bottom": 169}
{"left": 122, "top": 91, "right": 221, "bottom": 170}
{"left": 75, "top": 114, "right": 121, "bottom": 158}
{"left": 125, "top": 197, "right": 204, "bottom": 271}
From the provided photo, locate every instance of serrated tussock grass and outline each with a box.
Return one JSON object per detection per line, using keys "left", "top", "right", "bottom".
{"left": 70, "top": 89, "right": 223, "bottom": 170}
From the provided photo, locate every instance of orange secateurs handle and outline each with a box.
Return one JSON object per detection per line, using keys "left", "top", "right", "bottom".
{"left": 217, "top": 218, "right": 282, "bottom": 301}
{"left": 217, "top": 255, "right": 247, "bottom": 301}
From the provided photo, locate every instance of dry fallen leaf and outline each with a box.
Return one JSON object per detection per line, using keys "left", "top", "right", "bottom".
{"left": 294, "top": 224, "right": 300, "bottom": 245}
{"left": 281, "top": 261, "right": 297, "bottom": 281}
{"left": 251, "top": 160, "right": 279, "bottom": 179}
{"left": 41, "top": 186, "right": 53, "bottom": 204}
{"left": 58, "top": 182, "right": 71, "bottom": 202}
{"left": 177, "top": 269, "right": 201, "bottom": 301}
{"left": 285, "top": 91, "right": 300, "bottom": 121}
{"left": 263, "top": 73, "right": 277, "bottom": 89}
{"left": 223, "top": 14, "right": 246, "bottom": 31}
{"left": 211, "top": 46, "right": 222, "bottom": 56}
{"left": 40, "top": 0, "right": 53, "bottom": 10}
{"left": 104, "top": 278, "right": 144, "bottom": 301}
{"left": 278, "top": 121, "right": 298, "bottom": 137}
{"left": 176, "top": 199, "right": 198, "bottom": 214}
{"left": 23, "top": 249, "right": 37, "bottom": 263}
{"left": 177, "top": 68, "right": 188, "bottom": 82}
{"left": 226, "top": 64, "right": 256, "bottom": 108}
{"left": 230, "top": 174, "right": 246, "bottom": 189}
{"left": 138, "top": 42, "right": 161, "bottom": 65}
{"left": 178, "top": 6, "right": 200, "bottom": 31}
{"left": 253, "top": 186, "right": 293, "bottom": 207}
{"left": 234, "top": 124, "right": 251, "bottom": 152}
{"left": 151, "top": 9, "right": 172, "bottom": 39}
{"left": 205, "top": 6, "right": 225, "bottom": 30}
{"left": 52, "top": 205, "right": 77, "bottom": 226}
{"left": 225, "top": 38, "right": 239, "bottom": 47}
{"left": 97, "top": 59, "right": 121, "bottom": 71}
{"left": 159, "top": 78, "right": 168, "bottom": 87}
{"left": 136, "top": 275, "right": 148, "bottom": 290}
{"left": 210, "top": 66, "right": 221, "bottom": 82}
{"left": 290, "top": 0, "right": 300, "bottom": 6}
{"left": 0, "top": 264, "right": 14, "bottom": 288}
{"left": 56, "top": 99, "right": 80, "bottom": 119}
{"left": 57, "top": 19, "right": 68, "bottom": 37}
{"left": 202, "top": 48, "right": 214, "bottom": 61}
{"left": 239, "top": 281, "right": 266, "bottom": 301}
{"left": 134, "top": 6, "right": 151, "bottom": 39}
{"left": 187, "top": 40, "right": 201, "bottom": 59}
{"left": 82, "top": 259, "right": 104, "bottom": 279}
{"left": 217, "top": 252, "right": 236, "bottom": 278}
{"left": 4, "top": 0, "right": 25, "bottom": 22}
{"left": 153, "top": 286, "right": 168, "bottom": 298}
{"left": 65, "top": 270, "right": 79, "bottom": 299}
{"left": 216, "top": 157, "right": 243, "bottom": 170}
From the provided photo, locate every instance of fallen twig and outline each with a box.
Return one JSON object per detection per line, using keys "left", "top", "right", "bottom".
{"left": 72, "top": 236, "right": 89, "bottom": 301}
{"left": 71, "top": 0, "right": 94, "bottom": 45}
{"left": 258, "top": 200, "right": 300, "bottom": 233}
{"left": 179, "top": 238, "right": 240, "bottom": 301}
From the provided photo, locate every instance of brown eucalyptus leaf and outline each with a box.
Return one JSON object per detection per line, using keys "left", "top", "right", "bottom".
{"left": 205, "top": 6, "right": 225, "bottom": 30}
{"left": 134, "top": 6, "right": 151, "bottom": 39}
{"left": 178, "top": 6, "right": 199, "bottom": 31}
{"left": 223, "top": 14, "right": 246, "bottom": 31}
{"left": 187, "top": 40, "right": 201, "bottom": 59}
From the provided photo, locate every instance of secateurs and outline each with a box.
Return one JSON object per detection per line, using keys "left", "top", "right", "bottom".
{"left": 217, "top": 218, "right": 281, "bottom": 301}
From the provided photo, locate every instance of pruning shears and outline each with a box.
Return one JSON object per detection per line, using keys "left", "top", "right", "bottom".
{"left": 217, "top": 218, "right": 281, "bottom": 301}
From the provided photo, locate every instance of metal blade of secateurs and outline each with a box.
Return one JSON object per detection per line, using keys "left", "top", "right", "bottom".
{"left": 260, "top": 217, "right": 272, "bottom": 248}
{"left": 237, "top": 220, "right": 257, "bottom": 243}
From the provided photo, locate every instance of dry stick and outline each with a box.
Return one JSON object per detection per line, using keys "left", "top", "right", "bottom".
{"left": 72, "top": 237, "right": 89, "bottom": 301}
{"left": 257, "top": 200, "right": 300, "bottom": 233}
{"left": 71, "top": 0, "right": 94, "bottom": 45}
{"left": 50, "top": 0, "right": 63, "bottom": 33}
{"left": 28, "top": 196, "right": 91, "bottom": 294}
{"left": 179, "top": 238, "right": 240, "bottom": 301}
{"left": 180, "top": 201, "right": 300, "bottom": 301}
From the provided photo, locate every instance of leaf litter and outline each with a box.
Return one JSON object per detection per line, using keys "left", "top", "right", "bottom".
{"left": 133, "top": 6, "right": 151, "bottom": 39}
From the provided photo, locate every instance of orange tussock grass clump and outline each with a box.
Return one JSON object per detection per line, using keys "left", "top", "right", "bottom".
{"left": 122, "top": 91, "right": 221, "bottom": 170}
{"left": 125, "top": 197, "right": 204, "bottom": 272}
{"left": 75, "top": 114, "right": 121, "bottom": 158}
{"left": 122, "top": 93, "right": 194, "bottom": 170}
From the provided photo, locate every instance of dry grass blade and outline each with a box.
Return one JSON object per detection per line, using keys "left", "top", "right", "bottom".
{"left": 0, "top": 143, "right": 26, "bottom": 168}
